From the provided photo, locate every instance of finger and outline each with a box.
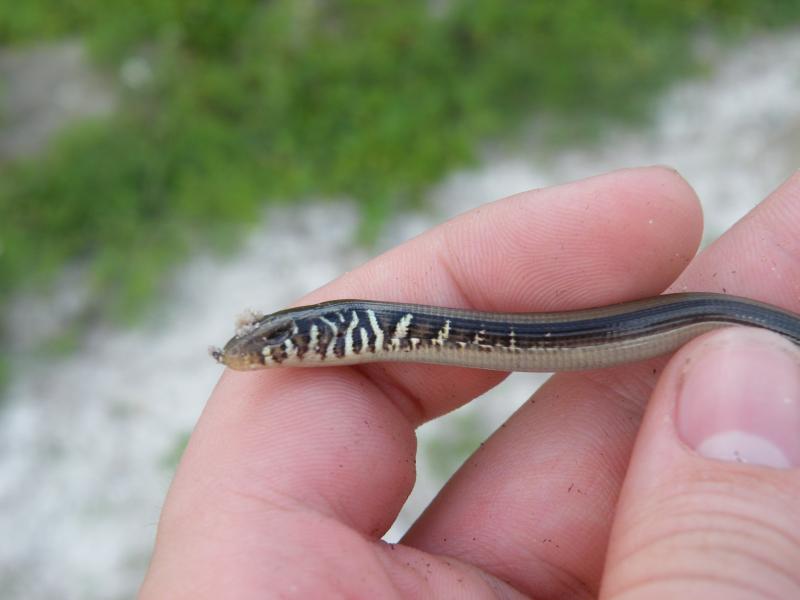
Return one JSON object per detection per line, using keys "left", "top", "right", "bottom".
{"left": 602, "top": 327, "right": 800, "bottom": 599}
{"left": 144, "top": 168, "right": 701, "bottom": 593}
{"left": 404, "top": 172, "right": 800, "bottom": 597}
{"left": 303, "top": 166, "right": 703, "bottom": 424}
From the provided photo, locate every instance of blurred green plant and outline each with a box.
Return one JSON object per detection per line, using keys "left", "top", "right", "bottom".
{"left": 424, "top": 411, "right": 489, "bottom": 481}
{"left": 1, "top": 0, "right": 799, "bottom": 329}
{"left": 0, "top": 353, "right": 7, "bottom": 392}
{"left": 161, "top": 430, "right": 191, "bottom": 470}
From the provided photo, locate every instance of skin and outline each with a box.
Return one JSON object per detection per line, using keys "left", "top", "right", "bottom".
{"left": 141, "top": 167, "right": 800, "bottom": 599}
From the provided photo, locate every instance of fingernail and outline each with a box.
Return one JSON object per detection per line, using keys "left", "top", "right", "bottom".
{"left": 677, "top": 327, "right": 800, "bottom": 468}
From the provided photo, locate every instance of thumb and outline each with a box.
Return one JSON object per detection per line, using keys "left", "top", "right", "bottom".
{"left": 602, "top": 327, "right": 800, "bottom": 600}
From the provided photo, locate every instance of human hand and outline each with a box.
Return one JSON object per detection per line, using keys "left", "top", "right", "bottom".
{"left": 141, "top": 167, "right": 800, "bottom": 598}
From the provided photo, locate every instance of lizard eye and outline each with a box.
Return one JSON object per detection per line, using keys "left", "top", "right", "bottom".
{"left": 261, "top": 320, "right": 293, "bottom": 346}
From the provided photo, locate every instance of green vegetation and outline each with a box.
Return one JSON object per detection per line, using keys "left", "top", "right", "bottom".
{"left": 2, "top": 0, "right": 800, "bottom": 334}
{"left": 161, "top": 430, "right": 191, "bottom": 470}
{"left": 424, "top": 411, "right": 490, "bottom": 481}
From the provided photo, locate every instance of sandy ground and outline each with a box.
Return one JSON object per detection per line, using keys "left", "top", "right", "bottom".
{"left": 1, "top": 33, "right": 798, "bottom": 599}
{"left": 0, "top": 41, "right": 113, "bottom": 160}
